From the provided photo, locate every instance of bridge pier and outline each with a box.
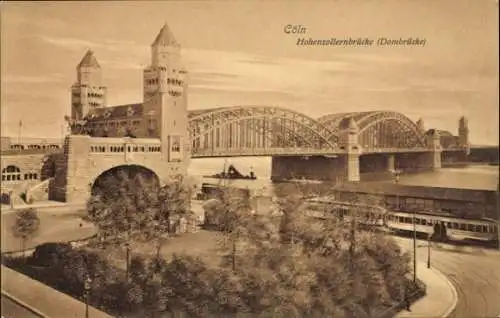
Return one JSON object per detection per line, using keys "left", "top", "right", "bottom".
{"left": 387, "top": 154, "right": 395, "bottom": 172}
{"left": 271, "top": 154, "right": 360, "bottom": 183}
{"left": 51, "top": 135, "right": 92, "bottom": 203}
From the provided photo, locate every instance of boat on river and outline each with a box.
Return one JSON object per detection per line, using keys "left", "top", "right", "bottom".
{"left": 204, "top": 164, "right": 257, "bottom": 180}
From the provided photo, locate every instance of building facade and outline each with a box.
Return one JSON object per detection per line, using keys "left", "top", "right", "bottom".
{"left": 1, "top": 23, "right": 191, "bottom": 205}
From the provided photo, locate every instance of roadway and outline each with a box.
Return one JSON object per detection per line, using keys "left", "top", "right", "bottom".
{"left": 393, "top": 236, "right": 500, "bottom": 318}
{"left": 1, "top": 294, "right": 42, "bottom": 318}
{"left": 1, "top": 203, "right": 94, "bottom": 253}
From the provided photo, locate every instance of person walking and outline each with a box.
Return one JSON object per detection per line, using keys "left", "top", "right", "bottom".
{"left": 404, "top": 281, "right": 412, "bottom": 312}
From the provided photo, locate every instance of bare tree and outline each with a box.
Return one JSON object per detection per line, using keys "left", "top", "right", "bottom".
{"left": 12, "top": 208, "right": 40, "bottom": 257}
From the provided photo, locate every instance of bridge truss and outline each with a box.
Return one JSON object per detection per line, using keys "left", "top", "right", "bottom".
{"left": 188, "top": 106, "right": 338, "bottom": 157}
{"left": 188, "top": 107, "right": 431, "bottom": 157}
{"left": 318, "top": 111, "right": 427, "bottom": 150}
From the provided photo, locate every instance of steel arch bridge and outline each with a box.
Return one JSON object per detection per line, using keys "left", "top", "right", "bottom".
{"left": 188, "top": 106, "right": 430, "bottom": 158}
{"left": 317, "top": 111, "right": 427, "bottom": 150}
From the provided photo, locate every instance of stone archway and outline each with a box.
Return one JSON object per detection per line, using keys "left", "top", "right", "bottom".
{"left": 91, "top": 164, "right": 160, "bottom": 198}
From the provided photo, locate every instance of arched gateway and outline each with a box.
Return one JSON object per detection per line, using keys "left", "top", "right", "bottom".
{"left": 91, "top": 164, "right": 160, "bottom": 197}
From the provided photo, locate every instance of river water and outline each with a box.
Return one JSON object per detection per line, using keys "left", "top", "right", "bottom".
{"left": 188, "top": 157, "right": 499, "bottom": 194}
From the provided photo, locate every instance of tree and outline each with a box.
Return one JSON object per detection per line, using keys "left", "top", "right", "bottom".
{"left": 149, "top": 177, "right": 191, "bottom": 263}
{"left": 12, "top": 208, "right": 40, "bottom": 257}
{"left": 209, "top": 187, "right": 257, "bottom": 271}
{"left": 158, "top": 254, "right": 216, "bottom": 317}
{"left": 87, "top": 171, "right": 158, "bottom": 242}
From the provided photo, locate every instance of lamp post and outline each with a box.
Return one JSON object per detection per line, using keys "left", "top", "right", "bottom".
{"left": 125, "top": 241, "right": 130, "bottom": 282}
{"left": 84, "top": 275, "right": 92, "bottom": 318}
{"left": 393, "top": 169, "right": 416, "bottom": 283}
{"left": 427, "top": 233, "right": 431, "bottom": 268}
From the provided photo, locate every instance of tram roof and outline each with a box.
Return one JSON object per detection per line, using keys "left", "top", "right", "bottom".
{"left": 333, "top": 182, "right": 495, "bottom": 203}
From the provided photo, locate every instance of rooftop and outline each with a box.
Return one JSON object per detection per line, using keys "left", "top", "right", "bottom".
{"left": 78, "top": 50, "right": 100, "bottom": 69}
{"left": 152, "top": 22, "right": 179, "bottom": 47}
{"left": 85, "top": 103, "right": 144, "bottom": 121}
{"left": 333, "top": 182, "right": 495, "bottom": 203}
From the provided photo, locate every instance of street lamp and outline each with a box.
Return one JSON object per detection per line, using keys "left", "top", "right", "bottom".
{"left": 427, "top": 233, "right": 431, "bottom": 269}
{"left": 84, "top": 275, "right": 92, "bottom": 318}
{"left": 393, "top": 169, "right": 416, "bottom": 283}
{"left": 125, "top": 241, "right": 130, "bottom": 282}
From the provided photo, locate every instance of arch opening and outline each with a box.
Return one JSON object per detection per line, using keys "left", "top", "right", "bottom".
{"left": 91, "top": 164, "right": 160, "bottom": 198}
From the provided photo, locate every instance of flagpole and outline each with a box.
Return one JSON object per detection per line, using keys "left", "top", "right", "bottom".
{"left": 18, "top": 120, "right": 23, "bottom": 144}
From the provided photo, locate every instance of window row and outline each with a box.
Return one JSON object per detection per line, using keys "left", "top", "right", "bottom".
{"left": 167, "top": 78, "right": 183, "bottom": 86}
{"left": 90, "top": 145, "right": 161, "bottom": 153}
{"left": 9, "top": 144, "right": 60, "bottom": 150}
{"left": 80, "top": 85, "right": 106, "bottom": 89}
{"left": 88, "top": 120, "right": 142, "bottom": 128}
{"left": 169, "top": 90, "right": 182, "bottom": 97}
{"left": 88, "top": 92, "right": 103, "bottom": 98}
{"left": 146, "top": 78, "right": 159, "bottom": 85}
{"left": 1, "top": 166, "right": 38, "bottom": 181}
{"left": 388, "top": 214, "right": 498, "bottom": 233}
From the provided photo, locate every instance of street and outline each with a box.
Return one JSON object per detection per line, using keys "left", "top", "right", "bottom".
{"left": 1, "top": 294, "right": 42, "bottom": 318}
{"left": 1, "top": 204, "right": 94, "bottom": 253}
{"left": 394, "top": 236, "right": 500, "bottom": 318}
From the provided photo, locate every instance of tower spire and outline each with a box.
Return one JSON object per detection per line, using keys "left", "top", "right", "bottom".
{"left": 77, "top": 49, "right": 101, "bottom": 69}
{"left": 151, "top": 22, "right": 179, "bottom": 47}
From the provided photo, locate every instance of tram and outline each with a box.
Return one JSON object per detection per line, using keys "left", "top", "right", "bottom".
{"left": 303, "top": 197, "right": 499, "bottom": 244}
{"left": 303, "top": 197, "right": 387, "bottom": 227}
{"left": 386, "top": 212, "right": 499, "bottom": 242}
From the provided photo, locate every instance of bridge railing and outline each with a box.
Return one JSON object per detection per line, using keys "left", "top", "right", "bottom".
{"left": 190, "top": 146, "right": 449, "bottom": 157}
{"left": 191, "top": 147, "right": 346, "bottom": 157}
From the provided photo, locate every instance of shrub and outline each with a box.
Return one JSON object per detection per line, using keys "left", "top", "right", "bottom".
{"left": 30, "top": 242, "right": 73, "bottom": 267}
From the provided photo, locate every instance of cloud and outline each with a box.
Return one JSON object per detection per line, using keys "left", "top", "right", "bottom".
{"left": 3, "top": 74, "right": 65, "bottom": 84}
{"left": 99, "top": 59, "right": 144, "bottom": 70}
{"left": 37, "top": 35, "right": 97, "bottom": 51}
{"left": 37, "top": 35, "right": 147, "bottom": 55}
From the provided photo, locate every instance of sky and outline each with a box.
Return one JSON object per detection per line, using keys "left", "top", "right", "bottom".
{"left": 1, "top": 0, "right": 498, "bottom": 145}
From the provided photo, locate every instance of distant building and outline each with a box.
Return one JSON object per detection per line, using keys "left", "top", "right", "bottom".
{"left": 332, "top": 182, "right": 497, "bottom": 220}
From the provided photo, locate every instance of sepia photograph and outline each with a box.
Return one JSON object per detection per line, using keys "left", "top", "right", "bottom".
{"left": 1, "top": 1, "right": 499, "bottom": 317}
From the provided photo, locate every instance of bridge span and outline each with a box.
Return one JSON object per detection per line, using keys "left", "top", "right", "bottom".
{"left": 1, "top": 106, "right": 475, "bottom": 204}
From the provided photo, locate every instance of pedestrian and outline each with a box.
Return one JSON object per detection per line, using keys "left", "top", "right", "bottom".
{"left": 404, "top": 284, "right": 412, "bottom": 312}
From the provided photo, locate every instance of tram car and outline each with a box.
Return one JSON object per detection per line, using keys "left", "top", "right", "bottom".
{"left": 303, "top": 197, "right": 387, "bottom": 227}
{"left": 386, "top": 211, "right": 499, "bottom": 243}
{"left": 303, "top": 197, "right": 499, "bottom": 244}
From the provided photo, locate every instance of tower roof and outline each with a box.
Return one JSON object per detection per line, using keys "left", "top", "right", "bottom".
{"left": 347, "top": 117, "right": 359, "bottom": 131}
{"left": 416, "top": 118, "right": 425, "bottom": 130}
{"left": 78, "top": 50, "right": 100, "bottom": 69}
{"left": 152, "top": 22, "right": 179, "bottom": 47}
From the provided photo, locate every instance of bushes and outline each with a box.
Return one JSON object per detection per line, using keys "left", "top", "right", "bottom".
{"left": 30, "top": 242, "right": 73, "bottom": 267}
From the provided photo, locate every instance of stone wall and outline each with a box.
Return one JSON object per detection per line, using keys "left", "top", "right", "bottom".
{"left": 0, "top": 152, "right": 52, "bottom": 202}
{"left": 51, "top": 135, "right": 189, "bottom": 204}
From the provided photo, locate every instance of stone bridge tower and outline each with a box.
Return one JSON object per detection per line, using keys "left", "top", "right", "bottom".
{"left": 71, "top": 50, "right": 107, "bottom": 120}
{"left": 342, "top": 117, "right": 361, "bottom": 182}
{"left": 142, "top": 22, "right": 190, "bottom": 167}
{"left": 50, "top": 24, "right": 190, "bottom": 204}
{"left": 458, "top": 116, "right": 470, "bottom": 155}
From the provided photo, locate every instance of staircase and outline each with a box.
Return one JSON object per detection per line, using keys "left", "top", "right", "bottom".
{"left": 25, "top": 178, "right": 53, "bottom": 203}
